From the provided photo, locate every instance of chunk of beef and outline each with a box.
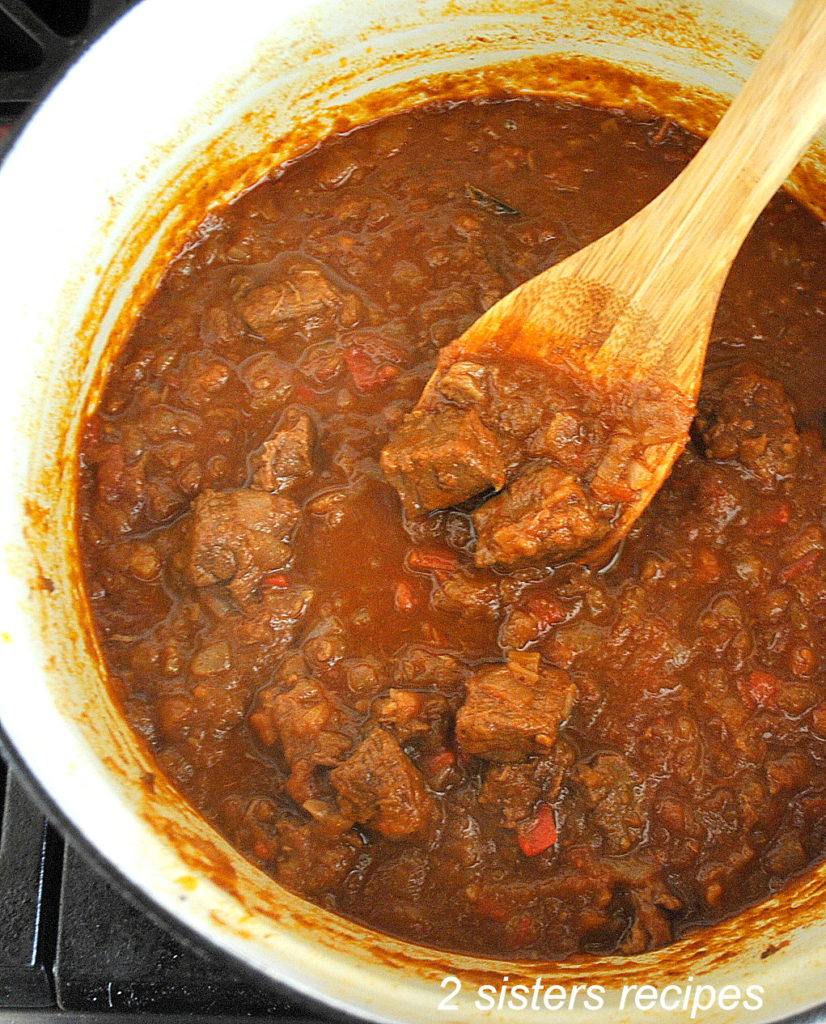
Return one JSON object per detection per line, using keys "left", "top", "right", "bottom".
{"left": 186, "top": 488, "right": 299, "bottom": 604}
{"left": 436, "top": 359, "right": 546, "bottom": 440}
{"left": 250, "top": 407, "right": 315, "bottom": 491}
{"left": 341, "top": 657, "right": 386, "bottom": 699}
{"left": 237, "top": 352, "right": 293, "bottom": 411}
{"left": 456, "top": 652, "right": 577, "bottom": 761}
{"left": 275, "top": 819, "right": 360, "bottom": 896}
{"left": 435, "top": 360, "right": 493, "bottom": 408}
{"left": 250, "top": 676, "right": 352, "bottom": 768}
{"left": 236, "top": 260, "right": 345, "bottom": 334}
{"left": 381, "top": 407, "right": 507, "bottom": 516}
{"left": 373, "top": 689, "right": 451, "bottom": 746}
{"left": 392, "top": 645, "right": 467, "bottom": 693}
{"left": 589, "top": 430, "right": 658, "bottom": 505}
{"left": 480, "top": 739, "right": 575, "bottom": 828}
{"left": 303, "top": 616, "right": 347, "bottom": 674}
{"left": 473, "top": 461, "right": 610, "bottom": 567}
{"left": 610, "top": 856, "right": 683, "bottom": 954}
{"left": 330, "top": 728, "right": 433, "bottom": 838}
{"left": 221, "top": 583, "right": 314, "bottom": 667}
{"left": 431, "top": 572, "right": 501, "bottom": 618}
{"left": 697, "top": 366, "right": 801, "bottom": 486}
{"left": 479, "top": 762, "right": 542, "bottom": 827}
{"left": 619, "top": 888, "right": 681, "bottom": 954}
{"left": 575, "top": 754, "right": 645, "bottom": 854}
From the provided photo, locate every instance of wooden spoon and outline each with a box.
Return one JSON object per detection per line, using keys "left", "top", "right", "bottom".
{"left": 405, "top": 0, "right": 826, "bottom": 567}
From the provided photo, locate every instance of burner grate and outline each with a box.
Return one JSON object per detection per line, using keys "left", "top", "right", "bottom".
{"left": 0, "top": 767, "right": 61, "bottom": 1008}
{"left": 0, "top": 755, "right": 346, "bottom": 1019}
{"left": 0, "top": 0, "right": 129, "bottom": 107}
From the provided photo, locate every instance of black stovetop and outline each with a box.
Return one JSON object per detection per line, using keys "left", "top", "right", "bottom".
{"left": 0, "top": 762, "right": 328, "bottom": 1021}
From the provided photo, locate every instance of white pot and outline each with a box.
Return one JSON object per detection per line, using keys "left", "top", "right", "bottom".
{"left": 0, "top": 1, "right": 824, "bottom": 1021}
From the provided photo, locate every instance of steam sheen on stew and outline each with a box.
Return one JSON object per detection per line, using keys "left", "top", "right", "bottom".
{"left": 77, "top": 96, "right": 826, "bottom": 958}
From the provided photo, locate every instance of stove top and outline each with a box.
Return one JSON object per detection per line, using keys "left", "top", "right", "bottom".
{"left": 0, "top": 763, "right": 332, "bottom": 1021}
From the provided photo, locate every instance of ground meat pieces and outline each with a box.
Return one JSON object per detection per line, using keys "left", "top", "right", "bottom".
{"left": 473, "top": 462, "right": 609, "bottom": 567}
{"left": 380, "top": 407, "right": 507, "bottom": 516}
{"left": 250, "top": 407, "right": 315, "bottom": 491}
{"left": 330, "top": 729, "right": 434, "bottom": 838}
{"left": 697, "top": 366, "right": 801, "bottom": 485}
{"left": 456, "top": 652, "right": 577, "bottom": 761}
{"left": 575, "top": 754, "right": 645, "bottom": 854}
{"left": 185, "top": 488, "right": 299, "bottom": 603}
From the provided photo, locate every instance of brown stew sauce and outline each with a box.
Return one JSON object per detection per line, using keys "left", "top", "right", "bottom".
{"left": 77, "top": 96, "right": 826, "bottom": 959}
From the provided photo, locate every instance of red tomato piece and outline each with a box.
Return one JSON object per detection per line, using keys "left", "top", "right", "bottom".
{"left": 424, "top": 749, "right": 456, "bottom": 774}
{"left": 739, "top": 669, "right": 781, "bottom": 708}
{"left": 517, "top": 804, "right": 558, "bottom": 857}
{"left": 778, "top": 550, "right": 822, "bottom": 584}
{"left": 262, "top": 572, "right": 290, "bottom": 589}
{"left": 407, "top": 546, "right": 459, "bottom": 573}
{"left": 475, "top": 893, "right": 510, "bottom": 922}
{"left": 343, "top": 347, "right": 400, "bottom": 392}
{"left": 394, "top": 579, "right": 418, "bottom": 612}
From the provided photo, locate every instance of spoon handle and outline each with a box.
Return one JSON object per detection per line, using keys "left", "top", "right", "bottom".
{"left": 650, "top": 0, "right": 826, "bottom": 271}
{"left": 576, "top": 0, "right": 826, "bottom": 386}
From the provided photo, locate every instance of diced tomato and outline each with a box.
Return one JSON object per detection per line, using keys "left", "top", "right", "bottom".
{"left": 431, "top": 749, "right": 457, "bottom": 770}
{"left": 526, "top": 596, "right": 565, "bottom": 630}
{"left": 407, "top": 546, "right": 460, "bottom": 573}
{"left": 343, "top": 347, "right": 400, "bottom": 392}
{"left": 262, "top": 572, "right": 290, "bottom": 589}
{"left": 517, "top": 804, "right": 558, "bottom": 857}
{"left": 394, "top": 579, "right": 419, "bottom": 612}
{"left": 739, "top": 669, "right": 781, "bottom": 708}
{"left": 747, "top": 501, "right": 791, "bottom": 537}
{"left": 778, "top": 550, "right": 822, "bottom": 584}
